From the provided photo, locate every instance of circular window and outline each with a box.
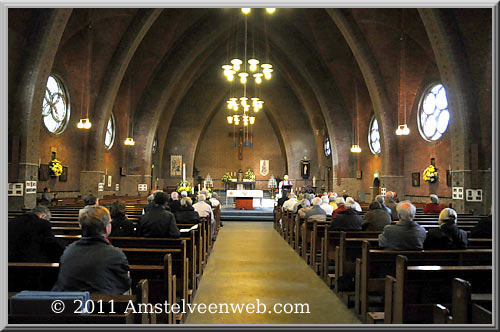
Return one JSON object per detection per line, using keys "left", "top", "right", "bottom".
{"left": 368, "top": 115, "right": 381, "bottom": 154}
{"left": 104, "top": 113, "right": 115, "bottom": 150}
{"left": 418, "top": 84, "right": 450, "bottom": 142}
{"left": 152, "top": 134, "right": 158, "bottom": 154}
{"left": 324, "top": 136, "right": 331, "bottom": 157}
{"left": 42, "top": 75, "right": 70, "bottom": 134}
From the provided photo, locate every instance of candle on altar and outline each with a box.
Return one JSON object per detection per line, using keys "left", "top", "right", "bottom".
{"left": 313, "top": 176, "right": 316, "bottom": 187}
{"left": 182, "top": 163, "right": 186, "bottom": 183}
{"left": 203, "top": 181, "right": 206, "bottom": 189}
{"left": 198, "top": 184, "right": 201, "bottom": 192}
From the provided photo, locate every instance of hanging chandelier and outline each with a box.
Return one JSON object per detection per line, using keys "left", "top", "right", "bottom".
{"left": 351, "top": 75, "right": 362, "bottom": 153}
{"left": 222, "top": 8, "right": 275, "bottom": 148}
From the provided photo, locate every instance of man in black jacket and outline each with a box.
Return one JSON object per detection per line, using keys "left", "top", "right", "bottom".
{"left": 52, "top": 205, "right": 131, "bottom": 294}
{"left": 174, "top": 197, "right": 200, "bottom": 224}
{"left": 424, "top": 208, "right": 468, "bottom": 249}
{"left": 9, "top": 205, "right": 64, "bottom": 262}
{"left": 168, "top": 191, "right": 182, "bottom": 214}
{"left": 329, "top": 200, "right": 363, "bottom": 231}
{"left": 137, "top": 191, "right": 181, "bottom": 238}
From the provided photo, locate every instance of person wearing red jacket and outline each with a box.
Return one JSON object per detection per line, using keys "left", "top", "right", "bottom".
{"left": 423, "top": 194, "right": 443, "bottom": 214}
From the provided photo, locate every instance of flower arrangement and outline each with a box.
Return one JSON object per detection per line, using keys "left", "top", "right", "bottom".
{"left": 49, "top": 159, "right": 63, "bottom": 177}
{"left": 244, "top": 169, "right": 255, "bottom": 180}
{"left": 423, "top": 165, "right": 439, "bottom": 183}
{"left": 221, "top": 172, "right": 232, "bottom": 183}
{"left": 177, "top": 181, "right": 192, "bottom": 194}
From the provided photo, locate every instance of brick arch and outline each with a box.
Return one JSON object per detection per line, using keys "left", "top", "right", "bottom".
{"left": 326, "top": 9, "right": 399, "bottom": 176}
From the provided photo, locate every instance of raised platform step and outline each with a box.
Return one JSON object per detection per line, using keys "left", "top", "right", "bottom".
{"left": 220, "top": 206, "right": 274, "bottom": 222}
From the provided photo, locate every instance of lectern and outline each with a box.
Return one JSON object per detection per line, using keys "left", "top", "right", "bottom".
{"left": 281, "top": 185, "right": 293, "bottom": 197}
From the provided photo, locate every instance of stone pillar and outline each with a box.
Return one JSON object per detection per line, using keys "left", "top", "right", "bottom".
{"left": 8, "top": 163, "right": 39, "bottom": 210}
{"left": 80, "top": 171, "right": 105, "bottom": 199}
{"left": 451, "top": 170, "right": 491, "bottom": 215}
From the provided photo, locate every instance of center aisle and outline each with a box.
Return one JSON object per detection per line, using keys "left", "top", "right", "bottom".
{"left": 185, "top": 221, "right": 361, "bottom": 324}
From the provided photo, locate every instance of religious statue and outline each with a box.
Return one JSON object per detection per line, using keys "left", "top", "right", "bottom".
{"left": 300, "top": 157, "right": 310, "bottom": 179}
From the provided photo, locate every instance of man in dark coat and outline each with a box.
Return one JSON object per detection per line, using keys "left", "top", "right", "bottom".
{"left": 109, "top": 200, "right": 135, "bottom": 237}
{"left": 468, "top": 210, "right": 492, "bottom": 238}
{"left": 362, "top": 201, "right": 392, "bottom": 231}
{"left": 330, "top": 200, "right": 362, "bottom": 231}
{"left": 174, "top": 197, "right": 200, "bottom": 224}
{"left": 168, "top": 191, "right": 182, "bottom": 214}
{"left": 52, "top": 205, "right": 131, "bottom": 294}
{"left": 9, "top": 205, "right": 64, "bottom": 263}
{"left": 378, "top": 201, "right": 427, "bottom": 250}
{"left": 136, "top": 192, "right": 180, "bottom": 238}
{"left": 424, "top": 208, "right": 468, "bottom": 249}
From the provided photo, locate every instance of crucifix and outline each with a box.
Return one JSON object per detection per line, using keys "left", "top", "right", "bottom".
{"left": 228, "top": 127, "right": 253, "bottom": 160}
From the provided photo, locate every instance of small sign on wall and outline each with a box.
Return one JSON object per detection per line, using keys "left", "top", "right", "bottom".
{"left": 380, "top": 188, "right": 387, "bottom": 196}
{"left": 25, "top": 181, "right": 37, "bottom": 194}
{"left": 115, "top": 184, "right": 120, "bottom": 192}
{"left": 8, "top": 183, "right": 24, "bottom": 196}
{"left": 452, "top": 187, "right": 464, "bottom": 200}
{"left": 98, "top": 183, "right": 104, "bottom": 192}
{"left": 138, "top": 184, "right": 148, "bottom": 192}
{"left": 466, "top": 189, "right": 483, "bottom": 202}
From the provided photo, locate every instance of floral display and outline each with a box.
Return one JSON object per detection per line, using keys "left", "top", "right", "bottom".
{"left": 177, "top": 181, "right": 192, "bottom": 194}
{"left": 423, "top": 164, "right": 439, "bottom": 183}
{"left": 221, "top": 172, "right": 232, "bottom": 183}
{"left": 244, "top": 169, "right": 255, "bottom": 180}
{"left": 49, "top": 158, "right": 63, "bottom": 177}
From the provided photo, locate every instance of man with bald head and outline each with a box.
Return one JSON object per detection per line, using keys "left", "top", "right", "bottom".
{"left": 194, "top": 194, "right": 216, "bottom": 241}
{"left": 168, "top": 191, "right": 181, "bottom": 213}
{"left": 384, "top": 191, "right": 399, "bottom": 220}
{"left": 378, "top": 201, "right": 427, "bottom": 250}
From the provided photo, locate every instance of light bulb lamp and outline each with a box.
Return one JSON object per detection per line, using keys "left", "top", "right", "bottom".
{"left": 253, "top": 73, "right": 263, "bottom": 84}
{"left": 263, "top": 69, "right": 273, "bottom": 80}
{"left": 248, "top": 59, "right": 259, "bottom": 71}
{"left": 241, "top": 8, "right": 251, "bottom": 15}
{"left": 350, "top": 144, "right": 362, "bottom": 153}
{"left": 238, "top": 72, "right": 248, "bottom": 84}
{"left": 249, "top": 116, "right": 255, "bottom": 125}
{"left": 231, "top": 59, "right": 243, "bottom": 71}
{"left": 77, "top": 118, "right": 92, "bottom": 129}
{"left": 222, "top": 65, "right": 233, "bottom": 76}
{"left": 227, "top": 116, "right": 233, "bottom": 124}
{"left": 124, "top": 137, "right": 135, "bottom": 146}
{"left": 266, "top": 8, "right": 276, "bottom": 14}
{"left": 395, "top": 124, "right": 410, "bottom": 136}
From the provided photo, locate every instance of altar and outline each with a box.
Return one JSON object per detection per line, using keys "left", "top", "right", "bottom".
{"left": 226, "top": 190, "right": 264, "bottom": 210}
{"left": 228, "top": 179, "right": 256, "bottom": 191}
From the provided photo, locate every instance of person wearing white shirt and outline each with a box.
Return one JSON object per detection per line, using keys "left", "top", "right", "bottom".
{"left": 282, "top": 193, "right": 297, "bottom": 212}
{"left": 320, "top": 195, "right": 334, "bottom": 215}
{"left": 193, "top": 194, "right": 216, "bottom": 241}
{"left": 209, "top": 192, "right": 221, "bottom": 207}
{"left": 346, "top": 197, "right": 362, "bottom": 212}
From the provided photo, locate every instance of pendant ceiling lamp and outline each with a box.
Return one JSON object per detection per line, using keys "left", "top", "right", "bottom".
{"left": 396, "top": 9, "right": 410, "bottom": 136}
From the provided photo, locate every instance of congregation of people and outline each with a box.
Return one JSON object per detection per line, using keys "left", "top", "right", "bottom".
{"left": 8, "top": 189, "right": 221, "bottom": 295}
{"left": 279, "top": 190, "right": 491, "bottom": 251}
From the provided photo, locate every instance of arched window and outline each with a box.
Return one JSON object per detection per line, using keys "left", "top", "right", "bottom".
{"left": 152, "top": 134, "right": 158, "bottom": 154}
{"left": 104, "top": 113, "right": 115, "bottom": 150}
{"left": 42, "top": 75, "right": 70, "bottom": 134}
{"left": 324, "top": 136, "right": 331, "bottom": 157}
{"left": 368, "top": 115, "right": 381, "bottom": 154}
{"left": 418, "top": 84, "right": 450, "bottom": 142}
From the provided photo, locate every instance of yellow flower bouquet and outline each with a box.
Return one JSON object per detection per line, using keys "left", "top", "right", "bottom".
{"left": 423, "top": 165, "right": 439, "bottom": 183}
{"left": 177, "top": 181, "right": 192, "bottom": 194}
{"left": 49, "top": 159, "right": 63, "bottom": 177}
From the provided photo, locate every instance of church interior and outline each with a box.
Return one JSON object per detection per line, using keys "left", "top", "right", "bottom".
{"left": 6, "top": 7, "right": 496, "bottom": 326}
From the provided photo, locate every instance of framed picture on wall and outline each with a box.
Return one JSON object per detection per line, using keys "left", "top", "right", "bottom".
{"left": 411, "top": 172, "right": 420, "bottom": 187}
{"left": 59, "top": 167, "right": 68, "bottom": 182}
{"left": 39, "top": 165, "right": 50, "bottom": 181}
{"left": 171, "top": 155, "right": 182, "bottom": 176}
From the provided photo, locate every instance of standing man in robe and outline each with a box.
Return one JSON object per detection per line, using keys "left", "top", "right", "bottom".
{"left": 278, "top": 175, "right": 293, "bottom": 198}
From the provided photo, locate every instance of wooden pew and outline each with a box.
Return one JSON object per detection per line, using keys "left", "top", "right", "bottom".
{"left": 433, "top": 278, "right": 492, "bottom": 324}
{"left": 384, "top": 255, "right": 492, "bottom": 324}
{"left": 357, "top": 241, "right": 492, "bottom": 321}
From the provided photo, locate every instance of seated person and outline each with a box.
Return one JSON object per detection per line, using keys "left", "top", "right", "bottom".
{"left": 296, "top": 199, "right": 312, "bottom": 222}
{"left": 193, "top": 194, "right": 215, "bottom": 241}
{"left": 136, "top": 192, "right": 180, "bottom": 238}
{"left": 168, "top": 191, "right": 182, "bottom": 214}
{"left": 40, "top": 187, "right": 55, "bottom": 206}
{"left": 175, "top": 197, "right": 200, "bottom": 224}
{"left": 283, "top": 193, "right": 298, "bottom": 212}
{"left": 209, "top": 192, "right": 221, "bottom": 207}
{"left": 52, "top": 205, "right": 131, "bottom": 294}
{"left": 424, "top": 208, "right": 468, "bottom": 249}
{"left": 331, "top": 197, "right": 347, "bottom": 218}
{"left": 305, "top": 197, "right": 327, "bottom": 222}
{"left": 423, "top": 194, "right": 443, "bottom": 214}
{"left": 329, "top": 194, "right": 338, "bottom": 210}
{"left": 320, "top": 195, "right": 334, "bottom": 215}
{"left": 8, "top": 205, "right": 64, "bottom": 262}
{"left": 79, "top": 193, "right": 99, "bottom": 217}
{"left": 385, "top": 191, "right": 399, "bottom": 220}
{"left": 362, "top": 201, "right": 392, "bottom": 231}
{"left": 378, "top": 201, "right": 427, "bottom": 250}
{"left": 468, "top": 207, "right": 492, "bottom": 238}
{"left": 329, "top": 199, "right": 362, "bottom": 231}
{"left": 108, "top": 200, "right": 135, "bottom": 237}
{"left": 346, "top": 197, "right": 362, "bottom": 212}
{"left": 375, "top": 194, "right": 392, "bottom": 215}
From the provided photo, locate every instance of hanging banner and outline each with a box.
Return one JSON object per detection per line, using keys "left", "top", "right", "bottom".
{"left": 171, "top": 155, "right": 182, "bottom": 176}
{"left": 260, "top": 160, "right": 269, "bottom": 176}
